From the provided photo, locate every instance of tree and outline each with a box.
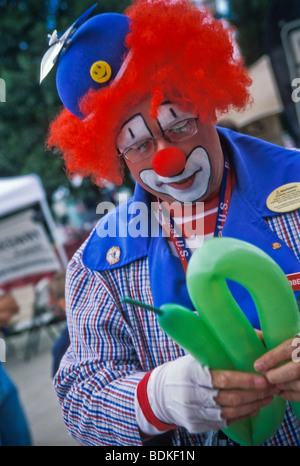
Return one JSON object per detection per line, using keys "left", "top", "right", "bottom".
{"left": 0, "top": 0, "right": 131, "bottom": 202}
{"left": 228, "top": 0, "right": 272, "bottom": 66}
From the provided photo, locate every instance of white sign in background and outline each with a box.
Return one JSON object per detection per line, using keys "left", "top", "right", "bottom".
{"left": 0, "top": 209, "right": 60, "bottom": 286}
{"left": 0, "top": 337, "right": 5, "bottom": 362}
{"left": 281, "top": 19, "right": 300, "bottom": 124}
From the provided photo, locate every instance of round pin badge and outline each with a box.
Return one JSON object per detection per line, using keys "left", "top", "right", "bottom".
{"left": 90, "top": 60, "right": 112, "bottom": 83}
{"left": 266, "top": 182, "right": 300, "bottom": 213}
{"left": 272, "top": 242, "right": 282, "bottom": 250}
{"left": 106, "top": 246, "right": 121, "bottom": 265}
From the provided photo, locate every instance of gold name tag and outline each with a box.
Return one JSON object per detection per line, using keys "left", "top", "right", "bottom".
{"left": 266, "top": 182, "right": 300, "bottom": 213}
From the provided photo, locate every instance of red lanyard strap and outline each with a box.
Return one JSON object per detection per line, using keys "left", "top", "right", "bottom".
{"left": 158, "top": 156, "right": 233, "bottom": 275}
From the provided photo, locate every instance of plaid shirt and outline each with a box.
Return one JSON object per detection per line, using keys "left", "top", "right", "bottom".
{"left": 54, "top": 206, "right": 300, "bottom": 446}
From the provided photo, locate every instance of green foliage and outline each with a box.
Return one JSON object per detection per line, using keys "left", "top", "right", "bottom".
{"left": 229, "top": 0, "right": 272, "bottom": 66}
{"left": 0, "top": 0, "right": 130, "bottom": 201}
{"left": 0, "top": 0, "right": 273, "bottom": 203}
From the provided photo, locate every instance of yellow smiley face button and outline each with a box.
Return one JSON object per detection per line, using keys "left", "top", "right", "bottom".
{"left": 90, "top": 60, "right": 112, "bottom": 83}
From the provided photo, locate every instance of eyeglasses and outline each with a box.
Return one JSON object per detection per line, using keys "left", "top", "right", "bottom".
{"left": 118, "top": 117, "right": 199, "bottom": 163}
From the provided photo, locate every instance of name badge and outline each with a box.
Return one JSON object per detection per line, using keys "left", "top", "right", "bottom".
{"left": 266, "top": 182, "right": 300, "bottom": 213}
{"left": 286, "top": 272, "right": 300, "bottom": 292}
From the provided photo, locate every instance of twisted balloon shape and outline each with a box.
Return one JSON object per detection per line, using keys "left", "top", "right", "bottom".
{"left": 123, "top": 237, "right": 300, "bottom": 445}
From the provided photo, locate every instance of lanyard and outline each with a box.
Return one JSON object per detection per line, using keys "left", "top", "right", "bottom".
{"left": 166, "top": 209, "right": 192, "bottom": 274}
{"left": 158, "top": 156, "right": 232, "bottom": 275}
{"left": 214, "top": 157, "right": 231, "bottom": 238}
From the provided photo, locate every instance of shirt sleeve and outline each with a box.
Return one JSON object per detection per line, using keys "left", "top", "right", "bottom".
{"left": 53, "top": 252, "right": 146, "bottom": 446}
{"left": 135, "top": 370, "right": 177, "bottom": 436}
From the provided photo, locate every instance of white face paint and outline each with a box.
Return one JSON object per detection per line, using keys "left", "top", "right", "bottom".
{"left": 157, "top": 102, "right": 196, "bottom": 130}
{"left": 117, "top": 103, "right": 196, "bottom": 153}
{"left": 117, "top": 97, "right": 224, "bottom": 204}
{"left": 116, "top": 114, "right": 153, "bottom": 153}
{"left": 139, "top": 146, "right": 211, "bottom": 202}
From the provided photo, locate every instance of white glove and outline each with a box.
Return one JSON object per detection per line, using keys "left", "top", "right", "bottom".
{"left": 145, "top": 354, "right": 226, "bottom": 434}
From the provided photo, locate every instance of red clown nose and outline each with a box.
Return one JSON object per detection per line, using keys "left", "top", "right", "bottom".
{"left": 152, "top": 147, "right": 186, "bottom": 177}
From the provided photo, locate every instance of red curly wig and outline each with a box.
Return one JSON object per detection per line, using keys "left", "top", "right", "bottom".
{"left": 47, "top": 0, "right": 252, "bottom": 186}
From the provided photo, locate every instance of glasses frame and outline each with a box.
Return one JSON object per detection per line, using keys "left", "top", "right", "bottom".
{"left": 118, "top": 117, "right": 199, "bottom": 163}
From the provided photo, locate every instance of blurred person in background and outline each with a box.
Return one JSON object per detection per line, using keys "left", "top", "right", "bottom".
{"left": 0, "top": 290, "right": 31, "bottom": 446}
{"left": 49, "top": 271, "right": 70, "bottom": 378}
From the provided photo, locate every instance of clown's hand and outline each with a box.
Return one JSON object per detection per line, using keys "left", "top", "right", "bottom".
{"left": 254, "top": 335, "right": 300, "bottom": 402}
{"left": 135, "top": 354, "right": 277, "bottom": 437}
{"left": 135, "top": 354, "right": 226, "bottom": 435}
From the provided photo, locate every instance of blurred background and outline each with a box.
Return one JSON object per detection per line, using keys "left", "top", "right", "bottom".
{"left": 0, "top": 0, "right": 300, "bottom": 446}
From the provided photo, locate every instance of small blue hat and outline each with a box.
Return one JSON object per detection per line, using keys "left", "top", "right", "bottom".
{"left": 40, "top": 6, "right": 131, "bottom": 118}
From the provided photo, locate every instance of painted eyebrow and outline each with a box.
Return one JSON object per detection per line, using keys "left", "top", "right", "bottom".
{"left": 119, "top": 103, "right": 175, "bottom": 133}
{"left": 116, "top": 113, "right": 154, "bottom": 151}
{"left": 160, "top": 100, "right": 179, "bottom": 118}
{"left": 119, "top": 113, "right": 153, "bottom": 137}
{"left": 169, "top": 107, "right": 178, "bottom": 118}
{"left": 156, "top": 103, "right": 183, "bottom": 132}
{"left": 128, "top": 127, "right": 135, "bottom": 139}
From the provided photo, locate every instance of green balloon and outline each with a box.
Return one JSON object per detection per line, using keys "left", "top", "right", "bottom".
{"left": 186, "top": 237, "right": 300, "bottom": 445}
{"left": 122, "top": 237, "right": 300, "bottom": 445}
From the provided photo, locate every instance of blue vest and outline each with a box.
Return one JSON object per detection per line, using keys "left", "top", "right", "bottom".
{"left": 83, "top": 128, "right": 300, "bottom": 328}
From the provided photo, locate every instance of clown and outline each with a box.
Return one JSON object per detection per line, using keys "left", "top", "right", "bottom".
{"left": 43, "top": 0, "right": 300, "bottom": 446}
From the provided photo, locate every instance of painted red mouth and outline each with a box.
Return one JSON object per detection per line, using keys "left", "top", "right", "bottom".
{"left": 156, "top": 168, "right": 202, "bottom": 191}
